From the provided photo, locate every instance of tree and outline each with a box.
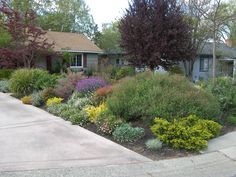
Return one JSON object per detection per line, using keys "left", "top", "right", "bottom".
{"left": 192, "top": 0, "right": 236, "bottom": 80}
{"left": 0, "top": 1, "right": 54, "bottom": 68}
{"left": 182, "top": 0, "right": 212, "bottom": 78}
{"left": 37, "top": 0, "right": 99, "bottom": 39}
{"left": 96, "top": 22, "right": 121, "bottom": 53}
{"left": 119, "top": 0, "right": 196, "bottom": 70}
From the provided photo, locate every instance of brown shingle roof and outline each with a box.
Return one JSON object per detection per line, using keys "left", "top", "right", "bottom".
{"left": 46, "top": 31, "right": 103, "bottom": 53}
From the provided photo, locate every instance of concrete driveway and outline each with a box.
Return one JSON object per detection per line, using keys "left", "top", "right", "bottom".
{"left": 0, "top": 93, "right": 150, "bottom": 172}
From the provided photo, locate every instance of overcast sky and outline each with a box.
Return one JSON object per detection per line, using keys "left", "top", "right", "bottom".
{"left": 85, "top": 0, "right": 129, "bottom": 29}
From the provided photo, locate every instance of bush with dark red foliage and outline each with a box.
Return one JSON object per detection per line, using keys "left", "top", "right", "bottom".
{"left": 54, "top": 72, "right": 84, "bottom": 99}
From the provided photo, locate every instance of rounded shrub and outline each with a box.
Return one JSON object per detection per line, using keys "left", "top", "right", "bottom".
{"left": 112, "top": 123, "right": 145, "bottom": 142}
{"left": 21, "top": 96, "right": 32, "bottom": 105}
{"left": 46, "top": 97, "right": 63, "bottom": 107}
{"left": 31, "top": 91, "right": 44, "bottom": 107}
{"left": 145, "top": 139, "right": 163, "bottom": 151}
{"left": 70, "top": 111, "right": 89, "bottom": 126}
{"left": 150, "top": 115, "right": 222, "bottom": 151}
{"left": 107, "top": 72, "right": 220, "bottom": 121}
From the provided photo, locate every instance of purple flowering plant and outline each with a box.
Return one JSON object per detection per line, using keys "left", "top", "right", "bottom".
{"left": 76, "top": 77, "right": 108, "bottom": 94}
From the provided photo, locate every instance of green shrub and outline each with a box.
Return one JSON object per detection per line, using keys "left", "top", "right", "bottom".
{"left": 67, "top": 92, "right": 93, "bottom": 109}
{"left": 59, "top": 107, "right": 78, "bottom": 121}
{"left": 112, "top": 123, "right": 145, "bottom": 142}
{"left": 115, "top": 66, "right": 135, "bottom": 80}
{"left": 70, "top": 110, "right": 89, "bottom": 126}
{"left": 31, "top": 92, "right": 43, "bottom": 107}
{"left": 0, "top": 80, "right": 10, "bottom": 93}
{"left": 42, "top": 87, "right": 57, "bottom": 102}
{"left": 0, "top": 69, "right": 14, "bottom": 80}
{"left": 107, "top": 72, "right": 220, "bottom": 121}
{"left": 150, "top": 115, "right": 222, "bottom": 151}
{"left": 200, "top": 77, "right": 236, "bottom": 112}
{"left": 31, "top": 69, "right": 57, "bottom": 89}
{"left": 145, "top": 139, "right": 163, "bottom": 151}
{"left": 168, "top": 66, "right": 184, "bottom": 75}
{"left": 46, "top": 97, "right": 63, "bottom": 107}
{"left": 47, "top": 104, "right": 70, "bottom": 116}
{"left": 226, "top": 115, "right": 236, "bottom": 125}
{"left": 95, "top": 110, "right": 123, "bottom": 134}
{"left": 10, "top": 69, "right": 57, "bottom": 95}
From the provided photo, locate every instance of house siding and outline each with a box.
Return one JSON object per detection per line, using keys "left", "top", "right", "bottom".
{"left": 87, "top": 54, "right": 98, "bottom": 70}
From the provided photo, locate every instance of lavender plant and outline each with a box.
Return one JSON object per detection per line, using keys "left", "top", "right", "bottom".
{"left": 76, "top": 77, "right": 107, "bottom": 94}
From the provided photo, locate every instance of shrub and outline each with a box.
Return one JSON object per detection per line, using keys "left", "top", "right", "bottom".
{"left": 0, "top": 69, "right": 14, "bottom": 80}
{"left": 59, "top": 107, "right": 78, "bottom": 121}
{"left": 112, "top": 123, "right": 145, "bottom": 142}
{"left": 21, "top": 96, "right": 32, "bottom": 105}
{"left": 10, "top": 69, "right": 56, "bottom": 95}
{"left": 150, "top": 115, "right": 222, "bottom": 151}
{"left": 145, "top": 139, "right": 163, "bottom": 151}
{"left": 70, "top": 110, "right": 89, "bottom": 126}
{"left": 115, "top": 66, "right": 135, "bottom": 80}
{"left": 76, "top": 77, "right": 107, "bottom": 94}
{"left": 30, "top": 69, "right": 57, "bottom": 90}
{"left": 67, "top": 92, "right": 93, "bottom": 109}
{"left": 46, "top": 97, "right": 63, "bottom": 107}
{"left": 84, "top": 102, "right": 107, "bottom": 123}
{"left": 95, "top": 110, "right": 123, "bottom": 134}
{"left": 107, "top": 72, "right": 220, "bottom": 121}
{"left": 47, "top": 104, "right": 70, "bottom": 116}
{"left": 42, "top": 87, "right": 57, "bottom": 102}
{"left": 200, "top": 77, "right": 236, "bottom": 112}
{"left": 168, "top": 66, "right": 184, "bottom": 75}
{"left": 226, "top": 115, "right": 236, "bottom": 126}
{"left": 94, "top": 86, "right": 113, "bottom": 104}
{"left": 54, "top": 72, "right": 84, "bottom": 99}
{"left": 10, "top": 69, "right": 34, "bottom": 95}
{"left": 0, "top": 80, "right": 10, "bottom": 93}
{"left": 31, "top": 91, "right": 44, "bottom": 107}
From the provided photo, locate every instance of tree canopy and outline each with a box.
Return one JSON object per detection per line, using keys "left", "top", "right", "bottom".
{"left": 119, "top": 0, "right": 196, "bottom": 70}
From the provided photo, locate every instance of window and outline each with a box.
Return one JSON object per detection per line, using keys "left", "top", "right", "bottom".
{"left": 200, "top": 58, "right": 209, "bottom": 72}
{"left": 70, "top": 54, "right": 83, "bottom": 68}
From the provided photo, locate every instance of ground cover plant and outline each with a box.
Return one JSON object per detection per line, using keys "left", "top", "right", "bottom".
{"left": 0, "top": 80, "right": 10, "bottom": 93}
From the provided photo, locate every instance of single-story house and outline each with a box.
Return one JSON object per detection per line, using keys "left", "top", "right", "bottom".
{"left": 101, "top": 42, "right": 236, "bottom": 81}
{"left": 188, "top": 42, "right": 236, "bottom": 82}
{"left": 36, "top": 31, "right": 103, "bottom": 72}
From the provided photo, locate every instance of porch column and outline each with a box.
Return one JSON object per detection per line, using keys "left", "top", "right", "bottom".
{"left": 234, "top": 59, "right": 236, "bottom": 78}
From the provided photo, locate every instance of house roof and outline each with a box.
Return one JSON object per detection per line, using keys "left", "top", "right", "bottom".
{"left": 200, "top": 42, "right": 236, "bottom": 58}
{"left": 46, "top": 31, "right": 103, "bottom": 54}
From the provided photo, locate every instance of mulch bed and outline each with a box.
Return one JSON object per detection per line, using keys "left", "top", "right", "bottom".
{"left": 84, "top": 120, "right": 197, "bottom": 161}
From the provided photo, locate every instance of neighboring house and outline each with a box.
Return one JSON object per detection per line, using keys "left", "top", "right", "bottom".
{"left": 102, "top": 42, "right": 236, "bottom": 81}
{"left": 189, "top": 42, "right": 236, "bottom": 82}
{"left": 36, "top": 31, "right": 103, "bottom": 72}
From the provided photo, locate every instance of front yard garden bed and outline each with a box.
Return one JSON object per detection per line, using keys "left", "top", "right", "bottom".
{"left": 1, "top": 68, "right": 236, "bottom": 161}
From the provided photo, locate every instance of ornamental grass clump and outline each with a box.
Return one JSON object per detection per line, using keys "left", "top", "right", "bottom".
{"left": 76, "top": 77, "right": 107, "bottom": 94}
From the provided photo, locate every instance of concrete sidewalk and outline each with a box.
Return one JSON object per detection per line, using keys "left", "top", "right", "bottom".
{"left": 0, "top": 93, "right": 150, "bottom": 172}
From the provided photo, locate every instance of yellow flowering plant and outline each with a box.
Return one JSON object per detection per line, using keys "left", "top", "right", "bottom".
{"left": 46, "top": 97, "right": 63, "bottom": 107}
{"left": 85, "top": 102, "right": 107, "bottom": 123}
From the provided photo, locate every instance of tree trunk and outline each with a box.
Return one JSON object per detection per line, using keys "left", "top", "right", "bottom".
{"left": 212, "top": 25, "right": 216, "bottom": 82}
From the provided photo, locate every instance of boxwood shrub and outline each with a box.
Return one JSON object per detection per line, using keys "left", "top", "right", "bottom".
{"left": 107, "top": 72, "right": 220, "bottom": 121}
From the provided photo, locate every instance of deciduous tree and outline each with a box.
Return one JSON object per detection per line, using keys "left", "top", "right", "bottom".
{"left": 119, "top": 0, "right": 196, "bottom": 70}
